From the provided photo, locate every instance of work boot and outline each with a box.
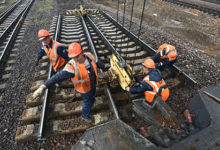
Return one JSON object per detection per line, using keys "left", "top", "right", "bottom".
{"left": 82, "top": 117, "right": 93, "bottom": 123}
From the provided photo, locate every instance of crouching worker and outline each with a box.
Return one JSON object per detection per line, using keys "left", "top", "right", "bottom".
{"left": 36, "top": 29, "right": 70, "bottom": 72}
{"left": 32, "top": 42, "right": 105, "bottom": 123}
{"left": 125, "top": 58, "right": 169, "bottom": 108}
{"left": 152, "top": 44, "right": 177, "bottom": 71}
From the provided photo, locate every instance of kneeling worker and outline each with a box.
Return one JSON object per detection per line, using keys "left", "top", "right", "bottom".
{"left": 36, "top": 29, "right": 70, "bottom": 72}
{"left": 152, "top": 44, "right": 177, "bottom": 69}
{"left": 126, "top": 58, "right": 169, "bottom": 107}
{"left": 32, "top": 42, "right": 104, "bottom": 123}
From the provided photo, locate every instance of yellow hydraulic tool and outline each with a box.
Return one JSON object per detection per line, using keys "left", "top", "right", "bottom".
{"left": 66, "top": 5, "right": 99, "bottom": 16}
{"left": 108, "top": 54, "right": 136, "bottom": 90}
{"left": 80, "top": 5, "right": 87, "bottom": 16}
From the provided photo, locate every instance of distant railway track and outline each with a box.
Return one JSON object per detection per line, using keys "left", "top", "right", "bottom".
{"left": 0, "top": 0, "right": 34, "bottom": 93}
{"left": 15, "top": 9, "right": 196, "bottom": 143}
{"left": 162, "top": 0, "right": 220, "bottom": 17}
{"left": 201, "top": 0, "right": 220, "bottom": 5}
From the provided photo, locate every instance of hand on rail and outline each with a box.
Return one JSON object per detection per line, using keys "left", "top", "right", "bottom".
{"left": 32, "top": 84, "right": 46, "bottom": 100}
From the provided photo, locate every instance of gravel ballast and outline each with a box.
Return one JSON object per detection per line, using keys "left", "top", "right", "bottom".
{"left": 0, "top": 0, "right": 219, "bottom": 149}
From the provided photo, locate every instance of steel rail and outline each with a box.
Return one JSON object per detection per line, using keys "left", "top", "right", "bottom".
{"left": 0, "top": 0, "right": 22, "bottom": 23}
{"left": 87, "top": 14, "right": 139, "bottom": 83}
{"left": 79, "top": 14, "right": 98, "bottom": 60}
{"left": 0, "top": 0, "right": 34, "bottom": 66}
{"left": 201, "top": 0, "right": 220, "bottom": 4}
{"left": 0, "top": 1, "right": 16, "bottom": 18}
{"left": 80, "top": 13, "right": 119, "bottom": 119}
{"left": 100, "top": 11, "right": 197, "bottom": 84}
{"left": 0, "top": 0, "right": 29, "bottom": 44}
{"left": 162, "top": 0, "right": 220, "bottom": 17}
{"left": 37, "top": 14, "right": 62, "bottom": 141}
{"left": 101, "top": 11, "right": 155, "bottom": 54}
{"left": 203, "top": 91, "right": 220, "bottom": 103}
{"left": 86, "top": 15, "right": 126, "bottom": 68}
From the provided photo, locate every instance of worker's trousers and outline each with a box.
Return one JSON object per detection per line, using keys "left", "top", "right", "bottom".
{"left": 80, "top": 87, "right": 96, "bottom": 119}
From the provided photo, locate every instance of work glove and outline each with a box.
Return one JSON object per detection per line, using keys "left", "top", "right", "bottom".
{"left": 32, "top": 84, "right": 47, "bottom": 100}
{"left": 125, "top": 86, "right": 130, "bottom": 92}
{"left": 35, "top": 58, "right": 40, "bottom": 66}
{"left": 156, "top": 62, "right": 163, "bottom": 67}
{"left": 98, "top": 71, "right": 104, "bottom": 79}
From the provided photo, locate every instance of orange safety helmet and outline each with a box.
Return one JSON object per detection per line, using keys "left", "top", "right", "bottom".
{"left": 68, "top": 42, "right": 83, "bottom": 58}
{"left": 142, "top": 58, "right": 155, "bottom": 69}
{"left": 167, "top": 51, "right": 177, "bottom": 61}
{"left": 38, "top": 29, "right": 50, "bottom": 40}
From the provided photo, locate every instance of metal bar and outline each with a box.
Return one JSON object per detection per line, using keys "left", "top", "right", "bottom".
{"left": 121, "top": 0, "right": 126, "bottom": 54}
{"left": 126, "top": 0, "right": 134, "bottom": 66}
{"left": 122, "top": 0, "right": 126, "bottom": 26}
{"left": 38, "top": 14, "right": 62, "bottom": 140}
{"left": 101, "top": 11, "right": 197, "bottom": 84}
{"left": 116, "top": 0, "right": 120, "bottom": 53}
{"left": 173, "top": 65, "right": 197, "bottom": 84}
{"left": 203, "top": 91, "right": 220, "bottom": 103}
{"left": 117, "top": 0, "right": 120, "bottom": 22}
{"left": 105, "top": 85, "right": 119, "bottom": 119}
{"left": 129, "top": 0, "right": 134, "bottom": 31}
{"left": 80, "top": 13, "right": 119, "bottom": 119}
{"left": 137, "top": 0, "right": 146, "bottom": 38}
{"left": 87, "top": 15, "right": 126, "bottom": 68}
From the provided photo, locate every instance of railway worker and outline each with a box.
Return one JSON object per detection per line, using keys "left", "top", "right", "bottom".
{"left": 125, "top": 58, "right": 169, "bottom": 107}
{"left": 152, "top": 44, "right": 177, "bottom": 70}
{"left": 32, "top": 42, "right": 105, "bottom": 123}
{"left": 36, "top": 29, "right": 70, "bottom": 73}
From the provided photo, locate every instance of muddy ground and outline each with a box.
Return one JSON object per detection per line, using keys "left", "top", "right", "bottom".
{"left": 0, "top": 0, "right": 219, "bottom": 149}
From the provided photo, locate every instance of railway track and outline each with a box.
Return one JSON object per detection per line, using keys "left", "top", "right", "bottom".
{"left": 161, "top": 0, "right": 220, "bottom": 17}
{"left": 15, "top": 9, "right": 196, "bottom": 143}
{"left": 0, "top": 0, "right": 34, "bottom": 93}
{"left": 202, "top": 0, "right": 220, "bottom": 5}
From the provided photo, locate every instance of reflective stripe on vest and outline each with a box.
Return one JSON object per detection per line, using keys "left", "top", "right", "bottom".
{"left": 84, "top": 52, "right": 96, "bottom": 62}
{"left": 69, "top": 53, "right": 97, "bottom": 83}
{"left": 69, "top": 59, "right": 88, "bottom": 83}
{"left": 157, "top": 44, "right": 176, "bottom": 60}
{"left": 144, "top": 76, "right": 159, "bottom": 95}
{"left": 44, "top": 41, "right": 63, "bottom": 60}
{"left": 143, "top": 75, "right": 168, "bottom": 103}
{"left": 64, "top": 69, "right": 75, "bottom": 74}
{"left": 66, "top": 53, "right": 98, "bottom": 93}
{"left": 50, "top": 42, "right": 59, "bottom": 60}
{"left": 44, "top": 40, "right": 66, "bottom": 72}
{"left": 166, "top": 48, "right": 175, "bottom": 56}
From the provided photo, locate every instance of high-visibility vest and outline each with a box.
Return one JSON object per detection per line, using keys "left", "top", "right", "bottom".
{"left": 157, "top": 44, "right": 177, "bottom": 61}
{"left": 64, "top": 52, "right": 98, "bottom": 93}
{"left": 143, "top": 75, "right": 169, "bottom": 103}
{"left": 43, "top": 40, "right": 66, "bottom": 72}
